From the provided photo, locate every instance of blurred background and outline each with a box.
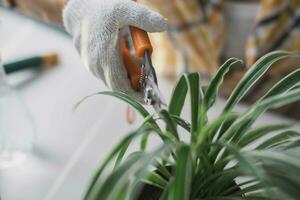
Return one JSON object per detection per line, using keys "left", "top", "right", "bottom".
{"left": 0, "top": 0, "right": 300, "bottom": 200}
{"left": 0, "top": 4, "right": 137, "bottom": 200}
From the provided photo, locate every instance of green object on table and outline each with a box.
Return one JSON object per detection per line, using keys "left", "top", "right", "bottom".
{"left": 3, "top": 53, "right": 59, "bottom": 74}
{"left": 4, "top": 57, "right": 43, "bottom": 74}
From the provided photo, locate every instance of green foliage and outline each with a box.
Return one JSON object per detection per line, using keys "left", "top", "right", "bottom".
{"left": 83, "top": 51, "right": 300, "bottom": 200}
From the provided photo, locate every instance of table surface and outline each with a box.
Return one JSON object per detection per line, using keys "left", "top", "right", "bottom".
{"left": 0, "top": 9, "right": 299, "bottom": 200}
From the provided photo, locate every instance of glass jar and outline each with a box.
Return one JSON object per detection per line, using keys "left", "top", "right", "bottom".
{"left": 0, "top": 56, "right": 35, "bottom": 168}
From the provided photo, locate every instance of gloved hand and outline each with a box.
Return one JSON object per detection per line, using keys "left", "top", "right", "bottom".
{"left": 63, "top": 0, "right": 167, "bottom": 102}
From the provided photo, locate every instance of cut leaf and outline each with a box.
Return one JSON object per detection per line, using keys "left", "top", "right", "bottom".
{"left": 204, "top": 58, "right": 242, "bottom": 109}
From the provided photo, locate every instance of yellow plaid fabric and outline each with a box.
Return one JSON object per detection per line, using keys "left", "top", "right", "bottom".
{"left": 142, "top": 0, "right": 300, "bottom": 119}
{"left": 144, "top": 0, "right": 224, "bottom": 80}
{"left": 246, "top": 0, "right": 300, "bottom": 65}
{"left": 223, "top": 0, "right": 300, "bottom": 119}
{"left": 3, "top": 0, "right": 16, "bottom": 8}
{"left": 143, "top": 0, "right": 300, "bottom": 77}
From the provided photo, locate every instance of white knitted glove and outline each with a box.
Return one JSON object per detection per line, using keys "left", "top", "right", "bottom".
{"left": 63, "top": 0, "right": 167, "bottom": 102}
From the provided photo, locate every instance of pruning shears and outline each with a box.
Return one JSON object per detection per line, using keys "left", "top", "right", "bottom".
{"left": 121, "top": 0, "right": 164, "bottom": 111}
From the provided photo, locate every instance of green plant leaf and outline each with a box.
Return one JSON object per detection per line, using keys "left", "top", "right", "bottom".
{"left": 160, "top": 109, "right": 179, "bottom": 140}
{"left": 86, "top": 152, "right": 143, "bottom": 200}
{"left": 129, "top": 144, "right": 174, "bottom": 200}
{"left": 75, "top": 91, "right": 148, "bottom": 117}
{"left": 213, "top": 113, "right": 240, "bottom": 142}
{"left": 260, "top": 68, "right": 300, "bottom": 100}
{"left": 184, "top": 73, "right": 200, "bottom": 136}
{"left": 204, "top": 58, "right": 242, "bottom": 109}
{"left": 83, "top": 52, "right": 300, "bottom": 200}
{"left": 213, "top": 88, "right": 300, "bottom": 167}
{"left": 92, "top": 144, "right": 172, "bottom": 200}
{"left": 84, "top": 134, "right": 139, "bottom": 200}
{"left": 97, "top": 91, "right": 150, "bottom": 117}
{"left": 238, "top": 124, "right": 292, "bottom": 147}
{"left": 114, "top": 140, "right": 131, "bottom": 169}
{"left": 227, "top": 145, "right": 266, "bottom": 183}
{"left": 255, "top": 130, "right": 299, "bottom": 150}
{"left": 159, "top": 178, "right": 174, "bottom": 200}
{"left": 192, "top": 166, "right": 243, "bottom": 198}
{"left": 245, "top": 151, "right": 300, "bottom": 200}
{"left": 198, "top": 112, "right": 238, "bottom": 145}
{"left": 223, "top": 51, "right": 295, "bottom": 112}
{"left": 200, "top": 58, "right": 242, "bottom": 134}
{"left": 168, "top": 75, "right": 188, "bottom": 116}
{"left": 173, "top": 145, "right": 192, "bottom": 200}
{"left": 75, "top": 91, "right": 166, "bottom": 138}
{"left": 84, "top": 116, "right": 154, "bottom": 199}
{"left": 221, "top": 179, "right": 259, "bottom": 196}
{"left": 221, "top": 88, "right": 300, "bottom": 143}
{"left": 205, "top": 196, "right": 276, "bottom": 200}
{"left": 141, "top": 171, "right": 168, "bottom": 189}
{"left": 232, "top": 182, "right": 264, "bottom": 196}
{"left": 115, "top": 185, "right": 129, "bottom": 200}
{"left": 140, "top": 131, "right": 150, "bottom": 151}
{"left": 283, "top": 138, "right": 300, "bottom": 150}
{"left": 171, "top": 115, "right": 191, "bottom": 132}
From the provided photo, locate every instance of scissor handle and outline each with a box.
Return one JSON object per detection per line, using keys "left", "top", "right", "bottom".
{"left": 130, "top": 26, "right": 153, "bottom": 57}
{"left": 121, "top": 0, "right": 153, "bottom": 91}
{"left": 121, "top": 39, "right": 142, "bottom": 91}
{"left": 129, "top": 0, "right": 153, "bottom": 57}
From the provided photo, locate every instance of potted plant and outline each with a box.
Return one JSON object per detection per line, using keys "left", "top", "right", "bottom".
{"left": 82, "top": 51, "right": 300, "bottom": 200}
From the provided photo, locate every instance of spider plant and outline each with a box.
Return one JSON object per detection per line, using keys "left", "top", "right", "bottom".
{"left": 82, "top": 51, "right": 300, "bottom": 200}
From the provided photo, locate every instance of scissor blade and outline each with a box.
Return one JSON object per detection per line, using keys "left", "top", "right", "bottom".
{"left": 142, "top": 51, "right": 166, "bottom": 111}
{"left": 144, "top": 51, "right": 158, "bottom": 84}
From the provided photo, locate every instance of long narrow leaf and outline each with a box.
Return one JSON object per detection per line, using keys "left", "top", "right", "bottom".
{"left": 238, "top": 124, "right": 292, "bottom": 147}
{"left": 168, "top": 75, "right": 188, "bottom": 116}
{"left": 213, "top": 88, "right": 300, "bottom": 166}
{"left": 173, "top": 145, "right": 192, "bottom": 200}
{"left": 245, "top": 151, "right": 300, "bottom": 200}
{"left": 223, "top": 51, "right": 295, "bottom": 112}
{"left": 260, "top": 68, "right": 300, "bottom": 100}
{"left": 86, "top": 153, "right": 143, "bottom": 200}
{"left": 198, "top": 113, "right": 238, "bottom": 145}
{"left": 221, "top": 88, "right": 300, "bottom": 143}
{"left": 141, "top": 171, "right": 168, "bottom": 189}
{"left": 160, "top": 109, "right": 179, "bottom": 140}
{"left": 129, "top": 144, "right": 173, "bottom": 200}
{"left": 204, "top": 58, "right": 242, "bottom": 109}
{"left": 184, "top": 73, "right": 200, "bottom": 136}
{"left": 171, "top": 115, "right": 191, "bottom": 132}
{"left": 114, "top": 140, "right": 131, "bottom": 169}
{"left": 76, "top": 91, "right": 164, "bottom": 136}
{"left": 84, "top": 116, "right": 154, "bottom": 199}
{"left": 255, "top": 130, "right": 299, "bottom": 150}
{"left": 94, "top": 144, "right": 172, "bottom": 200}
